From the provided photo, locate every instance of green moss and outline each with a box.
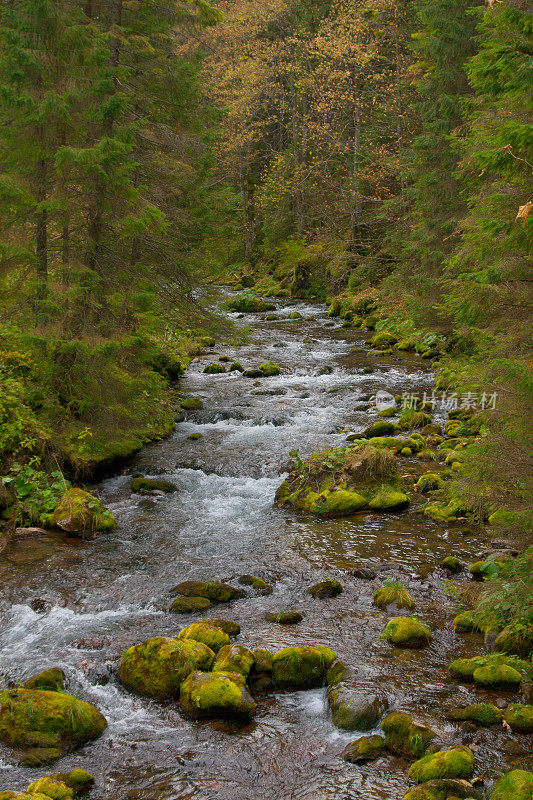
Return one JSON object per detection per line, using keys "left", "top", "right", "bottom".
{"left": 325, "top": 660, "right": 350, "bottom": 685}
{"left": 0, "top": 688, "right": 107, "bottom": 764}
{"left": 373, "top": 585, "right": 414, "bottom": 610}
{"left": 495, "top": 624, "right": 533, "bottom": 658}
{"left": 213, "top": 644, "right": 255, "bottom": 678}
{"left": 327, "top": 685, "right": 388, "bottom": 731}
{"left": 25, "top": 779, "right": 72, "bottom": 800}
{"left": 226, "top": 295, "right": 275, "bottom": 313}
{"left": 371, "top": 332, "right": 398, "bottom": 348}
{"left": 401, "top": 447, "right": 413, "bottom": 455}
{"left": 209, "top": 619, "right": 241, "bottom": 636}
{"left": 417, "top": 474, "right": 444, "bottom": 493}
{"left": 468, "top": 559, "right": 505, "bottom": 580}
{"left": 265, "top": 611, "right": 303, "bottom": 624}
{"left": 199, "top": 336, "right": 216, "bottom": 347}
{"left": 363, "top": 421, "right": 396, "bottom": 438}
{"left": 452, "top": 610, "right": 481, "bottom": 633}
{"left": 52, "top": 769, "right": 94, "bottom": 793}
{"left": 23, "top": 669, "right": 64, "bottom": 692}
{"left": 408, "top": 746, "right": 475, "bottom": 783}
{"left": 441, "top": 556, "right": 463, "bottom": 573}
{"left": 238, "top": 575, "right": 273, "bottom": 595}
{"left": 169, "top": 595, "right": 211, "bottom": 614}
{"left": 118, "top": 636, "right": 214, "bottom": 699}
{"left": 179, "top": 671, "right": 256, "bottom": 718}
{"left": 272, "top": 646, "right": 337, "bottom": 689}
{"left": 130, "top": 477, "right": 177, "bottom": 493}
{"left": 52, "top": 488, "right": 115, "bottom": 533}
{"left": 310, "top": 490, "right": 366, "bottom": 516}
{"left": 399, "top": 409, "right": 432, "bottom": 431}
{"left": 448, "top": 653, "right": 530, "bottom": 680}
{"left": 382, "top": 617, "right": 432, "bottom": 648}
{"left": 180, "top": 397, "right": 203, "bottom": 410}
{"left": 504, "top": 704, "right": 533, "bottom": 733}
{"left": 307, "top": 579, "right": 343, "bottom": 598}
{"left": 381, "top": 712, "right": 435, "bottom": 758}
{"left": 252, "top": 649, "right": 274, "bottom": 673}
{"left": 368, "top": 486, "right": 409, "bottom": 511}
{"left": 170, "top": 580, "right": 245, "bottom": 603}
{"left": 187, "top": 433, "right": 202, "bottom": 440}
{"left": 490, "top": 770, "right": 533, "bottom": 800}
{"left": 448, "top": 703, "right": 502, "bottom": 726}
{"left": 424, "top": 500, "right": 464, "bottom": 523}
{"left": 341, "top": 735, "right": 384, "bottom": 762}
{"left": 203, "top": 363, "right": 226, "bottom": 374}
{"left": 404, "top": 779, "right": 478, "bottom": 800}
{"left": 473, "top": 663, "right": 522, "bottom": 689}
{"left": 229, "top": 361, "right": 244, "bottom": 372}
{"left": 259, "top": 362, "right": 281, "bottom": 376}
{"left": 177, "top": 622, "right": 230, "bottom": 652}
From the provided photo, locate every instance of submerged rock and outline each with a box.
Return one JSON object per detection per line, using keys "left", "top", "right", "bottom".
{"left": 265, "top": 611, "right": 303, "bottom": 625}
{"left": 179, "top": 671, "right": 256, "bottom": 719}
{"left": 381, "top": 712, "right": 435, "bottom": 758}
{"left": 408, "top": 745, "right": 475, "bottom": 783}
{"left": 504, "top": 703, "right": 533, "bottom": 733}
{"left": 272, "top": 646, "right": 336, "bottom": 690}
{"left": 238, "top": 575, "right": 273, "bottom": 595}
{"left": 170, "top": 580, "right": 245, "bottom": 603}
{"left": 307, "top": 579, "right": 343, "bottom": 599}
{"left": 381, "top": 617, "right": 432, "bottom": 648}
{"left": 52, "top": 488, "right": 115, "bottom": 534}
{"left": 118, "top": 636, "right": 214, "bottom": 699}
{"left": 447, "top": 703, "right": 502, "bottom": 726}
{"left": 23, "top": 669, "right": 65, "bottom": 692}
{"left": 209, "top": 619, "right": 241, "bottom": 636}
{"left": 490, "top": 770, "right": 533, "bottom": 800}
{"left": 341, "top": 735, "right": 384, "bottom": 763}
{"left": 131, "top": 477, "right": 178, "bottom": 493}
{"left": 373, "top": 584, "right": 414, "bottom": 610}
{"left": 327, "top": 683, "right": 388, "bottom": 731}
{"left": 169, "top": 596, "right": 211, "bottom": 614}
{"left": 177, "top": 622, "right": 230, "bottom": 653}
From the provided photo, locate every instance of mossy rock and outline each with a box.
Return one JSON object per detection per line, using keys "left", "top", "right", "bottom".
{"left": 243, "top": 368, "right": 264, "bottom": 378}
{"left": 408, "top": 746, "right": 475, "bottom": 783}
{"left": 180, "top": 397, "right": 203, "bottom": 411}
{"left": 259, "top": 362, "right": 281, "bottom": 376}
{"left": 25, "top": 779, "right": 72, "bottom": 800}
{"left": 179, "top": 671, "right": 256, "bottom": 719}
{"left": 504, "top": 703, "right": 533, "bottom": 733}
{"left": 490, "top": 770, "right": 533, "bottom": 800}
{"left": 441, "top": 556, "right": 463, "bottom": 573}
{"left": 130, "top": 477, "right": 177, "bottom": 494}
{"left": 363, "top": 315, "right": 378, "bottom": 330}
{"left": 327, "top": 684, "right": 388, "bottom": 731}
{"left": 399, "top": 410, "right": 432, "bottom": 431}
{"left": 118, "top": 636, "right": 214, "bottom": 699}
{"left": 266, "top": 314, "right": 278, "bottom": 321}
{"left": 170, "top": 580, "right": 245, "bottom": 603}
{"left": 227, "top": 295, "right": 274, "bottom": 313}
{"left": 52, "top": 488, "right": 116, "bottom": 534}
{"left": 404, "top": 779, "right": 481, "bottom": 800}
{"left": 307, "top": 579, "right": 343, "bottom": 599}
{"left": 288, "top": 311, "right": 301, "bottom": 319}
{"left": 417, "top": 474, "right": 444, "bottom": 493}
{"left": 447, "top": 703, "right": 503, "bottom": 726}
{"left": 265, "top": 611, "right": 302, "bottom": 625}
{"left": 252, "top": 649, "right": 274, "bottom": 674}
{"left": 199, "top": 336, "right": 216, "bottom": 347}
{"left": 371, "top": 332, "right": 398, "bottom": 348}
{"left": 341, "top": 734, "right": 384, "bottom": 763}
{"left": 468, "top": 559, "right": 505, "bottom": 581}
{"left": 473, "top": 664, "right": 522, "bottom": 689}
{"left": 424, "top": 500, "right": 464, "bottom": 524}
{"left": 0, "top": 688, "right": 107, "bottom": 764}
{"left": 401, "top": 447, "right": 413, "bottom": 456}
{"left": 495, "top": 625, "right": 533, "bottom": 659}
{"left": 23, "top": 669, "right": 64, "bottom": 692}
{"left": 310, "top": 490, "right": 366, "bottom": 516}
{"left": 325, "top": 660, "right": 350, "bottom": 685}
{"left": 368, "top": 487, "right": 409, "bottom": 511}
{"left": 49, "top": 769, "right": 94, "bottom": 793}
{"left": 203, "top": 363, "right": 226, "bottom": 374}
{"left": 238, "top": 575, "right": 273, "bottom": 595}
{"left": 177, "top": 622, "right": 230, "bottom": 653}
{"left": 169, "top": 596, "right": 211, "bottom": 614}
{"left": 452, "top": 611, "right": 481, "bottom": 633}
{"left": 363, "top": 421, "right": 396, "bottom": 438}
{"left": 209, "top": 619, "right": 241, "bottom": 636}
{"left": 448, "top": 653, "right": 530, "bottom": 681}
{"left": 382, "top": 617, "right": 432, "bottom": 648}
{"left": 272, "top": 646, "right": 336, "bottom": 690}
{"left": 213, "top": 644, "right": 255, "bottom": 679}
{"left": 381, "top": 712, "right": 435, "bottom": 758}
{"left": 373, "top": 585, "right": 414, "bottom": 610}
{"left": 187, "top": 433, "right": 202, "bottom": 441}
{"left": 379, "top": 407, "right": 397, "bottom": 418}
{"left": 229, "top": 361, "right": 244, "bottom": 372}
{"left": 397, "top": 338, "right": 416, "bottom": 351}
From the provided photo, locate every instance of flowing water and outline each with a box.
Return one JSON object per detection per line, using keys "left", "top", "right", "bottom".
{"left": 0, "top": 297, "right": 530, "bottom": 799}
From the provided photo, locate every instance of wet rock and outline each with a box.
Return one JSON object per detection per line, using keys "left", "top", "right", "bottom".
{"left": 317, "top": 365, "right": 334, "bottom": 375}
{"left": 203, "top": 363, "right": 226, "bottom": 374}
{"left": 23, "top": 669, "right": 65, "bottom": 692}
{"left": 52, "top": 488, "right": 116, "bottom": 534}
{"left": 30, "top": 598, "right": 50, "bottom": 613}
{"left": 351, "top": 566, "right": 377, "bottom": 580}
{"left": 404, "top": 779, "right": 482, "bottom": 800}
{"left": 259, "top": 362, "right": 281, "bottom": 376}
{"left": 373, "top": 584, "right": 414, "bottom": 610}
{"left": 368, "top": 487, "right": 409, "bottom": 510}
{"left": 452, "top": 610, "right": 481, "bottom": 633}
{"left": 187, "top": 433, "right": 202, "bottom": 441}
{"left": 490, "top": 770, "right": 533, "bottom": 800}
{"left": 307, "top": 579, "right": 343, "bottom": 599}
{"left": 363, "top": 421, "right": 396, "bottom": 438}
{"left": 473, "top": 663, "right": 522, "bottom": 690}
{"left": 213, "top": 644, "right": 255, "bottom": 679}
{"left": 252, "top": 649, "right": 274, "bottom": 674}
{"left": 327, "top": 683, "right": 388, "bottom": 731}
{"left": 177, "top": 622, "right": 230, "bottom": 653}
{"left": 238, "top": 575, "right": 273, "bottom": 595}
{"left": 381, "top": 712, "right": 435, "bottom": 758}
{"left": 0, "top": 688, "right": 107, "bottom": 765}
{"left": 118, "top": 636, "right": 214, "bottom": 699}
{"left": 494, "top": 625, "right": 533, "bottom": 659}
{"left": 341, "top": 735, "right": 384, "bottom": 763}
{"left": 417, "top": 474, "right": 444, "bottom": 493}
{"left": 179, "top": 671, "right": 256, "bottom": 719}
{"left": 199, "top": 336, "right": 216, "bottom": 347}
{"left": 170, "top": 580, "right": 245, "bottom": 603}
{"left": 209, "top": 619, "right": 241, "bottom": 636}
{"left": 180, "top": 397, "right": 203, "bottom": 410}
{"left": 265, "top": 611, "right": 303, "bottom": 625}
{"left": 15, "top": 527, "right": 50, "bottom": 538}
{"left": 408, "top": 745, "right": 475, "bottom": 783}
{"left": 448, "top": 653, "right": 529, "bottom": 682}
{"left": 325, "top": 660, "right": 351, "bottom": 685}
{"left": 447, "top": 703, "right": 503, "bottom": 726}
{"left": 243, "top": 368, "right": 264, "bottom": 378}
{"left": 227, "top": 296, "right": 276, "bottom": 313}
{"left": 131, "top": 477, "right": 178, "bottom": 493}
{"left": 310, "top": 490, "right": 366, "bottom": 516}
{"left": 45, "top": 769, "right": 94, "bottom": 795}
{"left": 504, "top": 703, "right": 533, "bottom": 733}
{"left": 25, "top": 777, "right": 73, "bottom": 799}
{"left": 441, "top": 555, "right": 464, "bottom": 573}
{"left": 381, "top": 617, "right": 432, "bottom": 648}
{"left": 169, "top": 596, "right": 211, "bottom": 614}
{"left": 272, "top": 646, "right": 336, "bottom": 690}
{"left": 229, "top": 362, "right": 244, "bottom": 372}
{"left": 371, "top": 332, "right": 398, "bottom": 348}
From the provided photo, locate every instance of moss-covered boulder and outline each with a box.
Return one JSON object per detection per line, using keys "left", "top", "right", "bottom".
{"left": 368, "top": 487, "right": 409, "bottom": 510}
{"left": 0, "top": 688, "right": 107, "bottom": 765}
{"left": 424, "top": 500, "right": 467, "bottom": 524}
{"left": 199, "top": 335, "right": 216, "bottom": 347}
{"left": 363, "top": 421, "right": 396, "bottom": 438}
{"left": 441, "top": 556, "right": 463, "bottom": 573}
{"left": 213, "top": 645, "right": 255, "bottom": 680}
{"left": 325, "top": 660, "right": 350, "bottom": 685}
{"left": 399, "top": 409, "right": 432, "bottom": 431}
{"left": 23, "top": 670, "right": 64, "bottom": 692}
{"left": 341, "top": 735, "right": 384, "bottom": 763}
{"left": 311, "top": 489, "right": 367, "bottom": 515}
{"left": 272, "top": 646, "right": 336, "bottom": 690}
{"left": 417, "top": 474, "right": 444, "bottom": 493}
{"left": 447, "top": 703, "right": 502, "bottom": 726}
{"left": 468, "top": 559, "right": 505, "bottom": 581}
{"left": 170, "top": 580, "right": 245, "bottom": 603}
{"left": 327, "top": 684, "right": 388, "bottom": 731}
{"left": 371, "top": 332, "right": 398, "bottom": 348}
{"left": 381, "top": 712, "right": 435, "bottom": 758}
{"left": 307, "top": 579, "right": 343, "bottom": 598}
{"left": 408, "top": 746, "right": 475, "bottom": 783}
{"left": 404, "top": 779, "right": 481, "bottom": 800}
{"left": 473, "top": 663, "right": 522, "bottom": 689}
{"left": 229, "top": 361, "right": 244, "bottom": 372}
{"left": 118, "top": 636, "right": 214, "bottom": 699}
{"left": 209, "top": 619, "right": 241, "bottom": 636}
{"left": 177, "top": 622, "right": 230, "bottom": 653}
{"left": 169, "top": 596, "right": 211, "bottom": 614}
{"left": 382, "top": 617, "right": 432, "bottom": 648}
{"left": 25, "top": 779, "right": 73, "bottom": 799}
{"left": 49, "top": 769, "right": 94, "bottom": 794}
{"left": 494, "top": 625, "right": 533, "bottom": 659}
{"left": 52, "top": 489, "right": 115, "bottom": 534}
{"left": 131, "top": 477, "right": 178, "bottom": 494}
{"left": 490, "top": 770, "right": 533, "bottom": 800}
{"left": 180, "top": 397, "right": 203, "bottom": 410}
{"left": 265, "top": 611, "right": 303, "bottom": 625}
{"left": 504, "top": 703, "right": 533, "bottom": 733}
{"left": 179, "top": 671, "right": 256, "bottom": 719}
{"left": 252, "top": 649, "right": 274, "bottom": 674}
{"left": 259, "top": 362, "right": 281, "bottom": 376}
{"left": 448, "top": 653, "right": 530, "bottom": 681}
{"left": 237, "top": 575, "right": 273, "bottom": 595}
{"left": 452, "top": 610, "right": 481, "bottom": 633}
{"left": 373, "top": 584, "right": 414, "bottom": 610}
{"left": 203, "top": 363, "right": 226, "bottom": 374}
{"left": 227, "top": 295, "right": 275, "bottom": 313}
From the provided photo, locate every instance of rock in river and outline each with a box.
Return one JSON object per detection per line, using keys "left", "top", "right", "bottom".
{"left": 272, "top": 646, "right": 336, "bottom": 690}
{"left": 170, "top": 580, "right": 245, "bottom": 603}
{"left": 179, "top": 671, "right": 256, "bottom": 719}
{"left": 327, "top": 683, "right": 388, "bottom": 731}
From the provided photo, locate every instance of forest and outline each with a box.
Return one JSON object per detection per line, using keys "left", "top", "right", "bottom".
{"left": 0, "top": 1, "right": 531, "bottom": 799}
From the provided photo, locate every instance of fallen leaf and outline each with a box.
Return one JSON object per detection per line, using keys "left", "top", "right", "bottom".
{"left": 515, "top": 200, "right": 533, "bottom": 224}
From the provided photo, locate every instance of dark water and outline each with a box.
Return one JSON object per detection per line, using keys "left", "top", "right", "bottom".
{"left": 0, "top": 298, "right": 530, "bottom": 799}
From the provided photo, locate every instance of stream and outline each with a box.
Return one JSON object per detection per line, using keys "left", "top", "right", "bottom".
{"left": 0, "top": 296, "right": 530, "bottom": 799}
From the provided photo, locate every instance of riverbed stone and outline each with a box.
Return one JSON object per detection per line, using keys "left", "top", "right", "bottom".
{"left": 448, "top": 653, "right": 529, "bottom": 681}
{"left": 213, "top": 644, "right": 255, "bottom": 679}
{"left": 265, "top": 611, "right": 303, "bottom": 625}
{"left": 177, "top": 622, "right": 230, "bottom": 653}
{"left": 25, "top": 778, "right": 73, "bottom": 799}
{"left": 452, "top": 610, "right": 481, "bottom": 633}
{"left": 52, "top": 488, "right": 116, "bottom": 534}
{"left": 131, "top": 477, "right": 178, "bottom": 493}
{"left": 404, "top": 779, "right": 482, "bottom": 800}
{"left": 472, "top": 663, "right": 522, "bottom": 690}
{"left": 179, "top": 671, "right": 256, "bottom": 719}
{"left": 381, "top": 617, "right": 432, "bottom": 648}
{"left": 259, "top": 362, "right": 281, "bottom": 376}
{"left": 209, "top": 619, "right": 241, "bottom": 636}
{"left": 229, "top": 362, "right": 244, "bottom": 372}
{"left": 408, "top": 745, "right": 475, "bottom": 783}
{"left": 48, "top": 769, "right": 94, "bottom": 794}
{"left": 0, "top": 688, "right": 107, "bottom": 765}
{"left": 170, "top": 596, "right": 211, "bottom": 614}
{"left": 238, "top": 575, "right": 273, "bottom": 595}
{"left": 327, "top": 683, "right": 388, "bottom": 731}
{"left": 199, "top": 336, "right": 216, "bottom": 347}
{"left": 170, "top": 580, "right": 245, "bottom": 603}
{"left": 23, "top": 669, "right": 65, "bottom": 692}
{"left": 373, "top": 584, "right": 414, "bottom": 610}
{"left": 307, "top": 579, "right": 343, "bottom": 598}
{"left": 118, "top": 636, "right": 214, "bottom": 699}
{"left": 417, "top": 474, "right": 444, "bottom": 493}
{"left": 351, "top": 566, "right": 377, "bottom": 579}
{"left": 494, "top": 625, "right": 533, "bottom": 659}
{"left": 490, "top": 770, "right": 533, "bottom": 800}
{"left": 368, "top": 487, "right": 409, "bottom": 510}
{"left": 363, "top": 421, "right": 396, "bottom": 438}
{"left": 325, "top": 660, "right": 351, "bottom": 685}
{"left": 381, "top": 712, "right": 435, "bottom": 758}
{"left": 504, "top": 703, "right": 533, "bottom": 733}
{"left": 310, "top": 490, "right": 366, "bottom": 516}
{"left": 447, "top": 703, "right": 502, "bottom": 726}
{"left": 180, "top": 397, "right": 203, "bottom": 410}
{"left": 341, "top": 735, "right": 384, "bottom": 763}
{"left": 203, "top": 363, "right": 226, "bottom": 374}
{"left": 272, "top": 646, "right": 336, "bottom": 690}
